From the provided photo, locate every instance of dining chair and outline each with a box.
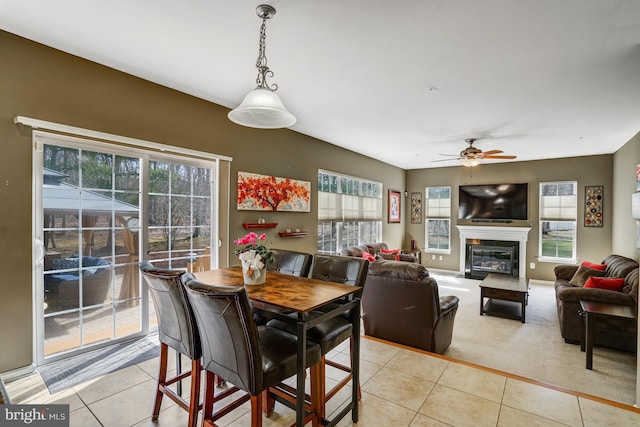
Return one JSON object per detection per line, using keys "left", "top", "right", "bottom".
{"left": 139, "top": 262, "right": 203, "bottom": 427}
{"left": 182, "top": 277, "right": 323, "bottom": 427}
{"left": 267, "top": 248, "right": 313, "bottom": 277}
{"left": 268, "top": 253, "right": 369, "bottom": 421}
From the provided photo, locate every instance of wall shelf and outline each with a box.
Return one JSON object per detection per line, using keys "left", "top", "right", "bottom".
{"left": 278, "top": 231, "right": 307, "bottom": 238}
{"left": 243, "top": 223, "right": 278, "bottom": 230}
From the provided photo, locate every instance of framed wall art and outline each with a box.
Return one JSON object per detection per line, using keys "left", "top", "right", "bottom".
{"left": 410, "top": 192, "right": 422, "bottom": 224}
{"left": 237, "top": 171, "right": 311, "bottom": 212}
{"left": 584, "top": 185, "right": 603, "bottom": 227}
{"left": 388, "top": 190, "right": 401, "bottom": 223}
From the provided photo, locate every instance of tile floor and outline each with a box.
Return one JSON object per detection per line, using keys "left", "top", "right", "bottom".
{"left": 5, "top": 335, "right": 640, "bottom": 426}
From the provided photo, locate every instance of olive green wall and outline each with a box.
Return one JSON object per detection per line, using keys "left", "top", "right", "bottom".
{"left": 612, "top": 132, "right": 640, "bottom": 260}
{"left": 406, "top": 155, "right": 615, "bottom": 281}
{"left": 0, "top": 31, "right": 405, "bottom": 373}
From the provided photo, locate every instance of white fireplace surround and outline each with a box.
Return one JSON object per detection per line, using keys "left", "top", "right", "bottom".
{"left": 456, "top": 225, "right": 532, "bottom": 278}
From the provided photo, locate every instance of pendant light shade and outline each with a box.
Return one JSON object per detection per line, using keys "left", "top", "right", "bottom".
{"left": 228, "top": 5, "right": 296, "bottom": 129}
{"left": 228, "top": 88, "right": 296, "bottom": 129}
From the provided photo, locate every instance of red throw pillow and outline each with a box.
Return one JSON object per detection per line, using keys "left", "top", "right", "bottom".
{"left": 381, "top": 248, "right": 400, "bottom": 261}
{"left": 581, "top": 261, "right": 607, "bottom": 271}
{"left": 361, "top": 252, "right": 376, "bottom": 262}
{"left": 583, "top": 276, "right": 625, "bottom": 292}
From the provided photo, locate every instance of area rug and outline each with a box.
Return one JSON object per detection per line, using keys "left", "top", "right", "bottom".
{"left": 430, "top": 270, "right": 637, "bottom": 406}
{"left": 39, "top": 336, "right": 159, "bottom": 394}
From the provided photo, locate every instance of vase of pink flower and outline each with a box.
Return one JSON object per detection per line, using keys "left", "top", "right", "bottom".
{"left": 234, "top": 232, "right": 274, "bottom": 285}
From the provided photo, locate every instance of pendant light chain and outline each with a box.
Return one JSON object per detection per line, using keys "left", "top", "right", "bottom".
{"left": 255, "top": 16, "right": 277, "bottom": 91}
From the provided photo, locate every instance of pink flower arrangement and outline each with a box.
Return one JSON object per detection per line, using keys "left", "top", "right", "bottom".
{"left": 233, "top": 232, "right": 273, "bottom": 264}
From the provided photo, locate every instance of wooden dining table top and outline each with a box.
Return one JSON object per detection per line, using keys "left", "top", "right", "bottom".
{"left": 194, "top": 266, "right": 361, "bottom": 313}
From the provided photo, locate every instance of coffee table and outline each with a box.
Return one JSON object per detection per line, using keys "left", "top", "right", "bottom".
{"left": 579, "top": 300, "right": 637, "bottom": 370}
{"left": 480, "top": 273, "right": 529, "bottom": 323}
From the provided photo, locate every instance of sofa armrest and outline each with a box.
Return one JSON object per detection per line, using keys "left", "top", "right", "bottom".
{"left": 554, "top": 264, "right": 579, "bottom": 280}
{"left": 557, "top": 286, "right": 635, "bottom": 306}
{"left": 439, "top": 295, "right": 459, "bottom": 315}
{"left": 398, "top": 253, "right": 418, "bottom": 263}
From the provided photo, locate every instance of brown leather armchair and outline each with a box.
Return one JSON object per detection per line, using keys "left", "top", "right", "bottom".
{"left": 362, "top": 260, "right": 459, "bottom": 354}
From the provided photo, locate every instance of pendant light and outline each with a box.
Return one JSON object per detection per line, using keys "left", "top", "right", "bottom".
{"left": 228, "top": 5, "right": 296, "bottom": 129}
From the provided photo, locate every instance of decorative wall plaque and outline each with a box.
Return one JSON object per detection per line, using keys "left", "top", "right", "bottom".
{"left": 584, "top": 186, "right": 603, "bottom": 227}
{"left": 411, "top": 192, "right": 422, "bottom": 224}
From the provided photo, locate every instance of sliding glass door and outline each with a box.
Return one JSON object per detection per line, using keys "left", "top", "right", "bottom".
{"left": 34, "top": 131, "right": 216, "bottom": 364}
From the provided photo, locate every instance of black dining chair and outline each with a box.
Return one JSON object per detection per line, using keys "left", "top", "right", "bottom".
{"left": 182, "top": 276, "right": 323, "bottom": 427}
{"left": 139, "top": 262, "right": 202, "bottom": 427}
{"left": 267, "top": 248, "right": 313, "bottom": 277}
{"left": 267, "top": 253, "right": 369, "bottom": 421}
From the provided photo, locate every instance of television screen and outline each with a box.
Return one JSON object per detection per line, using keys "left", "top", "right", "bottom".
{"left": 458, "top": 183, "right": 528, "bottom": 221}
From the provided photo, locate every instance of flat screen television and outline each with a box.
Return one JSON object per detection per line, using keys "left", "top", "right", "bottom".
{"left": 458, "top": 183, "right": 528, "bottom": 221}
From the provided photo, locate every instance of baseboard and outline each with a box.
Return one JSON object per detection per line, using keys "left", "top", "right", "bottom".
{"left": 0, "top": 363, "right": 37, "bottom": 381}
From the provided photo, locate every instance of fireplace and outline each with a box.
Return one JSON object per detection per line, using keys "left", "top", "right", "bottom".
{"left": 465, "top": 240, "right": 519, "bottom": 279}
{"left": 456, "top": 225, "right": 531, "bottom": 279}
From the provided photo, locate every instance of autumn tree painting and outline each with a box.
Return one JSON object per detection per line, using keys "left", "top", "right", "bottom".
{"left": 237, "top": 172, "right": 311, "bottom": 211}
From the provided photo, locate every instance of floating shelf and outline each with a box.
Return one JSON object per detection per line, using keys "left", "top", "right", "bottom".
{"left": 243, "top": 223, "right": 278, "bottom": 230}
{"left": 278, "top": 231, "right": 307, "bottom": 238}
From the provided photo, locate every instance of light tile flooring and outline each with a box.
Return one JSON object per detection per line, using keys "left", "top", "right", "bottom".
{"left": 5, "top": 335, "right": 640, "bottom": 426}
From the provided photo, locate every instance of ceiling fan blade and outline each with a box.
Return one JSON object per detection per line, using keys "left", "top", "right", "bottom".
{"left": 480, "top": 150, "right": 503, "bottom": 156}
{"left": 431, "top": 158, "right": 462, "bottom": 163}
{"left": 437, "top": 153, "right": 462, "bottom": 157}
{"left": 483, "top": 155, "right": 517, "bottom": 159}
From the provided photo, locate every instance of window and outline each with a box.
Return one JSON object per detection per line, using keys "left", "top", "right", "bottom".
{"left": 425, "top": 186, "right": 451, "bottom": 252}
{"left": 539, "top": 181, "right": 577, "bottom": 261}
{"left": 317, "top": 170, "right": 382, "bottom": 254}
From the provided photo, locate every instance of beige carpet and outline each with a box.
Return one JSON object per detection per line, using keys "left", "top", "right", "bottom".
{"left": 430, "top": 270, "right": 638, "bottom": 406}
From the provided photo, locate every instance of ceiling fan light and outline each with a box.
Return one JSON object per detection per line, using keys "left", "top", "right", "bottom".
{"left": 463, "top": 158, "right": 480, "bottom": 167}
{"left": 228, "top": 88, "right": 297, "bottom": 129}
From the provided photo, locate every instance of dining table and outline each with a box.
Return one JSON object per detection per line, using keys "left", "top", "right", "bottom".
{"left": 195, "top": 266, "right": 361, "bottom": 427}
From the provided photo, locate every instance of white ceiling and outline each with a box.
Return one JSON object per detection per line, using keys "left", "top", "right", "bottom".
{"left": 1, "top": 0, "right": 639, "bottom": 169}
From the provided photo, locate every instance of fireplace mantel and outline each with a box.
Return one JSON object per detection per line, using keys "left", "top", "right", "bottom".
{"left": 456, "top": 225, "right": 532, "bottom": 278}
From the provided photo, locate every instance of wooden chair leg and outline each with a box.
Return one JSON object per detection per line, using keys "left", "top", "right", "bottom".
{"left": 251, "top": 394, "right": 263, "bottom": 427}
{"left": 309, "top": 364, "right": 324, "bottom": 427}
{"left": 262, "top": 389, "right": 275, "bottom": 416}
{"left": 187, "top": 359, "right": 202, "bottom": 427}
{"left": 152, "top": 343, "right": 169, "bottom": 421}
{"left": 201, "top": 371, "right": 216, "bottom": 427}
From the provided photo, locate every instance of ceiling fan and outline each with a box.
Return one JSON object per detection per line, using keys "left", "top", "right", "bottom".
{"left": 433, "top": 138, "right": 517, "bottom": 167}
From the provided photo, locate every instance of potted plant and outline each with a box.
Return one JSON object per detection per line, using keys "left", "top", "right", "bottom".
{"left": 233, "top": 232, "right": 274, "bottom": 285}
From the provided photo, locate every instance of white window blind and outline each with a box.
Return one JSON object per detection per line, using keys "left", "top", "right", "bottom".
{"left": 317, "top": 171, "right": 382, "bottom": 222}
{"left": 540, "top": 182, "right": 577, "bottom": 220}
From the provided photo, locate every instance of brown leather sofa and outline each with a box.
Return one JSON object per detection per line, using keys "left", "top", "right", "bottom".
{"left": 361, "top": 260, "right": 459, "bottom": 354}
{"left": 340, "top": 242, "right": 418, "bottom": 263}
{"left": 554, "top": 254, "right": 638, "bottom": 352}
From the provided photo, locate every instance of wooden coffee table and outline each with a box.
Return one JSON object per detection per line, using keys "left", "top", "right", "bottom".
{"left": 480, "top": 273, "right": 529, "bottom": 323}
